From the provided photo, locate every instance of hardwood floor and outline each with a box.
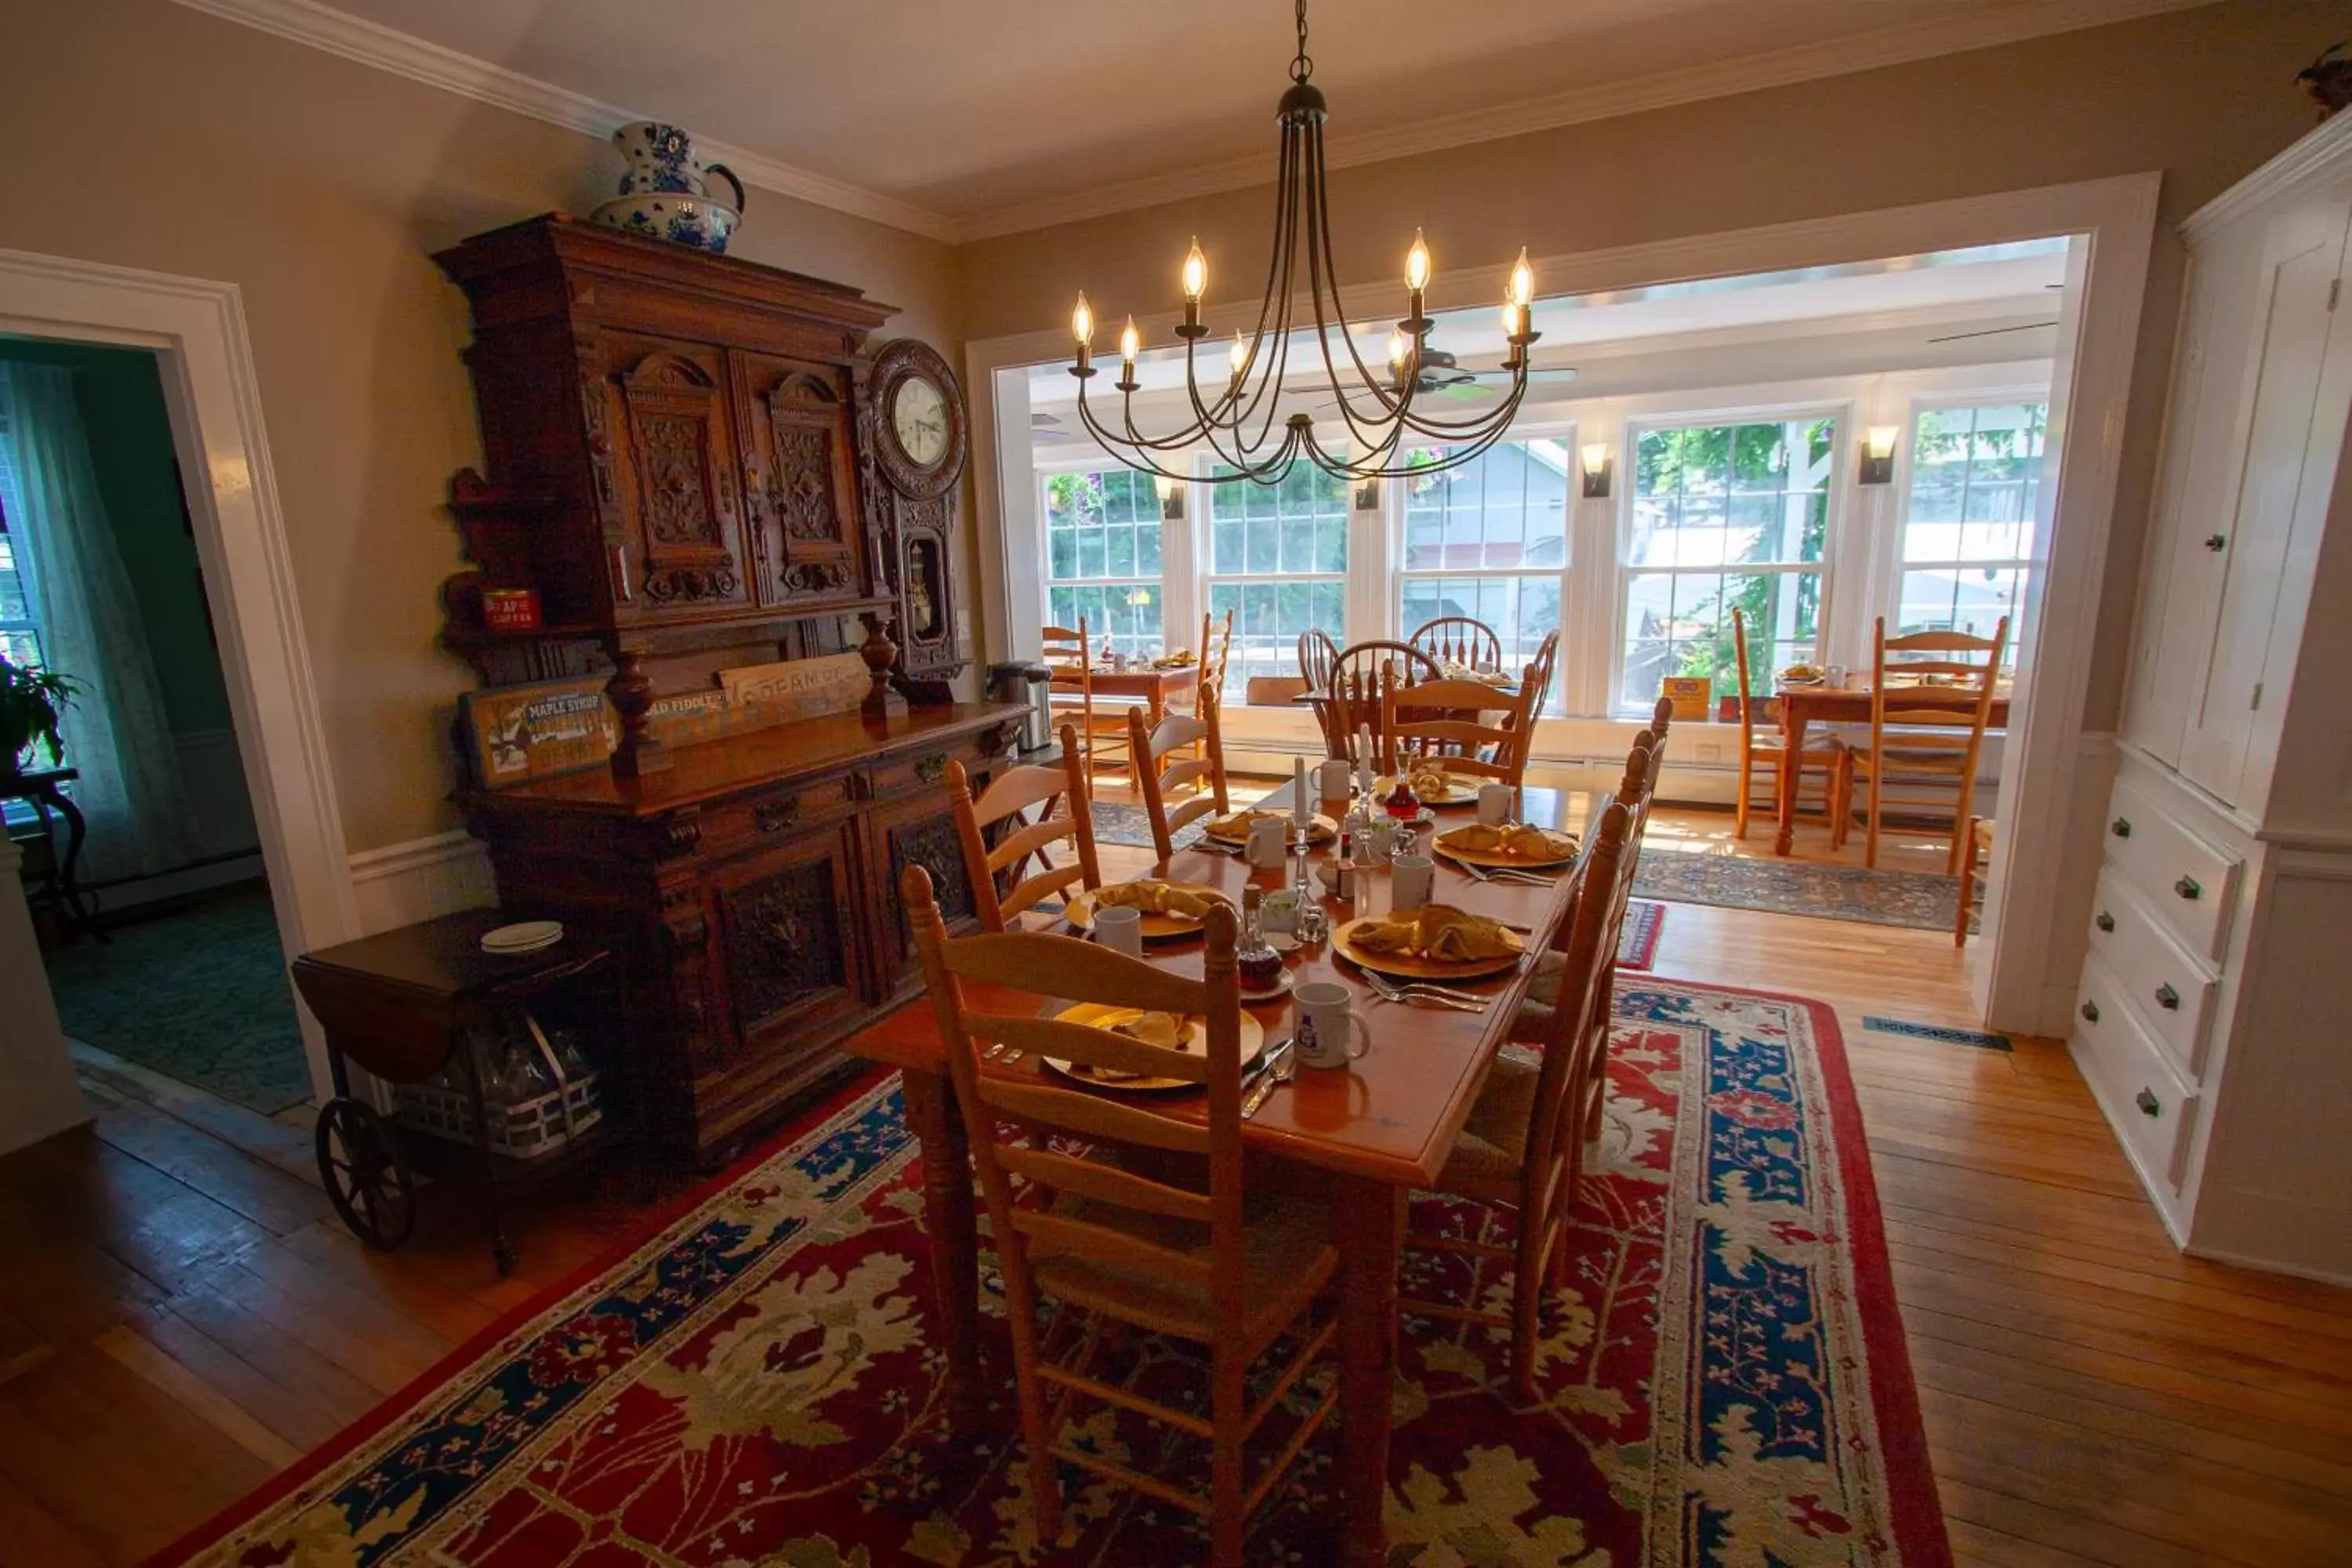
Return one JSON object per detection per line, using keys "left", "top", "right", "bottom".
{"left": 5, "top": 790, "right": 2346, "bottom": 1566}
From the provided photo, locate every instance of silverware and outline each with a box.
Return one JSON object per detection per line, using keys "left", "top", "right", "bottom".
{"left": 1242, "top": 1040, "right": 1296, "bottom": 1119}
{"left": 1361, "top": 971, "right": 1488, "bottom": 1011}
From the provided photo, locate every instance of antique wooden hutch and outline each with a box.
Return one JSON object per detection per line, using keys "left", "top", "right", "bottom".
{"left": 434, "top": 215, "right": 1016, "bottom": 1165}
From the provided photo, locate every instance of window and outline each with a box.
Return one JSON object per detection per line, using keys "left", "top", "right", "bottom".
{"left": 1042, "top": 467, "right": 1165, "bottom": 661}
{"left": 1898, "top": 402, "right": 2043, "bottom": 665}
{"left": 1398, "top": 439, "right": 1568, "bottom": 688}
{"left": 1205, "top": 463, "right": 1348, "bottom": 701}
{"left": 1621, "top": 416, "right": 1830, "bottom": 711}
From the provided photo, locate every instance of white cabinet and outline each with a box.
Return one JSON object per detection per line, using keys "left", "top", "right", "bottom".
{"left": 2096, "top": 114, "right": 2352, "bottom": 1283}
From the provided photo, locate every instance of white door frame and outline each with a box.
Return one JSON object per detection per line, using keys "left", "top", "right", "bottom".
{"left": 0, "top": 247, "right": 357, "bottom": 1102}
{"left": 967, "top": 172, "right": 2161, "bottom": 1036}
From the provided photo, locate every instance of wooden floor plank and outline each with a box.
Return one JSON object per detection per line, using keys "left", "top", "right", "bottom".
{"left": 93, "top": 1323, "right": 303, "bottom": 1470}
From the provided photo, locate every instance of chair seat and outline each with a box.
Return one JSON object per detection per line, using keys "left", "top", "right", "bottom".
{"left": 1748, "top": 731, "right": 1842, "bottom": 756}
{"left": 1031, "top": 1185, "right": 1336, "bottom": 1348}
{"left": 1848, "top": 744, "right": 1971, "bottom": 776}
{"left": 1435, "top": 1051, "right": 1542, "bottom": 1198}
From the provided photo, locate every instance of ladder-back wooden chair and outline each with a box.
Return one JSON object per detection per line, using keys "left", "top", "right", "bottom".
{"left": 946, "top": 721, "right": 1101, "bottom": 931}
{"left": 1402, "top": 796, "right": 1640, "bottom": 1403}
{"left": 1042, "top": 618, "right": 1134, "bottom": 789}
{"left": 1380, "top": 669, "right": 1541, "bottom": 786}
{"left": 1129, "top": 691, "right": 1231, "bottom": 863}
{"left": 1730, "top": 608, "right": 1841, "bottom": 840}
{"left": 1295, "top": 628, "right": 1345, "bottom": 759}
{"left": 1832, "top": 615, "right": 2010, "bottom": 870}
{"left": 1329, "top": 638, "right": 1441, "bottom": 769}
{"left": 1174, "top": 607, "right": 1236, "bottom": 764}
{"left": 904, "top": 868, "right": 1339, "bottom": 1568}
{"left": 1408, "top": 614, "right": 1503, "bottom": 672}
{"left": 1501, "top": 628, "right": 1559, "bottom": 781}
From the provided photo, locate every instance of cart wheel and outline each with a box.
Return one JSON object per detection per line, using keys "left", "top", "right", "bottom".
{"left": 315, "top": 1098, "right": 417, "bottom": 1251}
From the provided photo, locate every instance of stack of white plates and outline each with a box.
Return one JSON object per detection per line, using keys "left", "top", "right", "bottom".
{"left": 480, "top": 920, "right": 564, "bottom": 956}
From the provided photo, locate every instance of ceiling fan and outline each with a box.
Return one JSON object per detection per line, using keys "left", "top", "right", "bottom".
{"left": 1314, "top": 347, "right": 1577, "bottom": 413}
{"left": 1030, "top": 410, "right": 1078, "bottom": 445}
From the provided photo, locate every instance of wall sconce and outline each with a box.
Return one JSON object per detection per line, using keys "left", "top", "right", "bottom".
{"left": 1579, "top": 441, "right": 1613, "bottom": 499}
{"left": 1859, "top": 425, "right": 1901, "bottom": 485}
{"left": 1154, "top": 471, "right": 1185, "bottom": 521}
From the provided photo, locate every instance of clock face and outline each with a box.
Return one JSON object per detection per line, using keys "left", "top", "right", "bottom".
{"left": 891, "top": 376, "right": 949, "bottom": 468}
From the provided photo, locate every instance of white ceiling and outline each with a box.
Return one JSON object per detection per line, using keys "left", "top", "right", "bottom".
{"left": 189, "top": 0, "right": 2208, "bottom": 239}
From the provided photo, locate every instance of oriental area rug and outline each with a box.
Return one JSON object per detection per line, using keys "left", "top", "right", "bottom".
{"left": 155, "top": 980, "right": 1946, "bottom": 1568}
{"left": 1632, "top": 855, "right": 1972, "bottom": 937}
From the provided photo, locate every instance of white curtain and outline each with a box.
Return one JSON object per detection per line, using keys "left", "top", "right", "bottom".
{"left": 0, "top": 361, "right": 204, "bottom": 882}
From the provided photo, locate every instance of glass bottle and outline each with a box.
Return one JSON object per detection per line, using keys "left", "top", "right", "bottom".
{"left": 1384, "top": 773, "right": 1421, "bottom": 822}
{"left": 1236, "top": 887, "right": 1284, "bottom": 994}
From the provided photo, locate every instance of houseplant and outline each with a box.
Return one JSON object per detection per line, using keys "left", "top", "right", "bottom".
{"left": 0, "top": 653, "right": 76, "bottom": 780}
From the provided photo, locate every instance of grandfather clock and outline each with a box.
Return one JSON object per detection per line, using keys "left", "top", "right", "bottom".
{"left": 867, "top": 338, "right": 969, "bottom": 686}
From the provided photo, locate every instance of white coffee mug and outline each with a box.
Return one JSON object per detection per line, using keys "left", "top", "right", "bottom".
{"left": 1292, "top": 981, "right": 1373, "bottom": 1070}
{"left": 1825, "top": 664, "right": 1849, "bottom": 690}
{"left": 1317, "top": 758, "right": 1352, "bottom": 802}
{"left": 1477, "top": 782, "right": 1513, "bottom": 826}
{"left": 1093, "top": 905, "right": 1144, "bottom": 956}
{"left": 1246, "top": 816, "right": 1287, "bottom": 868}
{"left": 1392, "top": 853, "right": 1435, "bottom": 912}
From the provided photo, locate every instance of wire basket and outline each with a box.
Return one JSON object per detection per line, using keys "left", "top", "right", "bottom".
{"left": 394, "top": 1009, "right": 601, "bottom": 1160}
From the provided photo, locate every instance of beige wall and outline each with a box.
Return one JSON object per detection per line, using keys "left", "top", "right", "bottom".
{"left": 0, "top": 0, "right": 962, "bottom": 855}
{"left": 960, "top": 2, "right": 2352, "bottom": 728}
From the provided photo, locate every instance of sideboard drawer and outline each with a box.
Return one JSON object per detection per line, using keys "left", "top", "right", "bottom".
{"left": 2102, "top": 779, "right": 2241, "bottom": 962}
{"left": 2073, "top": 955, "right": 2201, "bottom": 1192}
{"left": 2084, "top": 870, "right": 2220, "bottom": 1080}
{"left": 865, "top": 733, "right": 1004, "bottom": 803}
{"left": 697, "top": 774, "right": 859, "bottom": 861}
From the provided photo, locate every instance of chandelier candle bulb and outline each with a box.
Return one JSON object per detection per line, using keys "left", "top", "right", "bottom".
{"left": 1069, "top": 292, "right": 1094, "bottom": 376}
{"left": 1181, "top": 236, "right": 1207, "bottom": 334}
{"left": 1229, "top": 332, "right": 1249, "bottom": 382}
{"left": 1509, "top": 247, "right": 1535, "bottom": 310}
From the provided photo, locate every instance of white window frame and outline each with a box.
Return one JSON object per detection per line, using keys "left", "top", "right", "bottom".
{"left": 1886, "top": 394, "right": 2050, "bottom": 670}
{"left": 1033, "top": 459, "right": 1172, "bottom": 662}
{"left": 1197, "top": 450, "right": 1355, "bottom": 704}
{"left": 1613, "top": 402, "right": 1849, "bottom": 717}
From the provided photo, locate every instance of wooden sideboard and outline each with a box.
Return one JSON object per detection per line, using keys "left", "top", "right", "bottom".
{"left": 463, "top": 703, "right": 1021, "bottom": 1166}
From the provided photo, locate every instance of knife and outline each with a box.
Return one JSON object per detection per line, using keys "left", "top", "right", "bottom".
{"left": 1240, "top": 1039, "right": 1294, "bottom": 1119}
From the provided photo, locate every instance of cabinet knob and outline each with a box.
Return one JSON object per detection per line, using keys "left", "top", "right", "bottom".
{"left": 2174, "top": 875, "right": 2201, "bottom": 901}
{"left": 2080, "top": 1000, "right": 2101, "bottom": 1023}
{"left": 2202, "top": 533, "right": 2227, "bottom": 552}
{"left": 754, "top": 800, "right": 800, "bottom": 834}
{"left": 2111, "top": 817, "right": 2132, "bottom": 838}
{"left": 2155, "top": 982, "right": 2180, "bottom": 1011}
{"left": 2095, "top": 911, "right": 2116, "bottom": 933}
{"left": 2135, "top": 1087, "right": 2161, "bottom": 1117}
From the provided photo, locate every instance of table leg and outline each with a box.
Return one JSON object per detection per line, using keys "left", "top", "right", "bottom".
{"left": 34, "top": 785, "right": 106, "bottom": 943}
{"left": 1773, "top": 710, "right": 1807, "bottom": 857}
{"left": 900, "top": 1068, "right": 985, "bottom": 1428}
{"left": 1331, "top": 1172, "right": 1404, "bottom": 1566}
{"left": 458, "top": 1029, "right": 517, "bottom": 1276}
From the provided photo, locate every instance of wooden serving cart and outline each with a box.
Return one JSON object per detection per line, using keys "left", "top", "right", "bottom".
{"left": 289, "top": 908, "right": 629, "bottom": 1274}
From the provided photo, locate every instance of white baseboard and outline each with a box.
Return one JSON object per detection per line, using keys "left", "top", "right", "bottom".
{"left": 96, "top": 851, "right": 266, "bottom": 915}
{"left": 347, "top": 829, "right": 498, "bottom": 934}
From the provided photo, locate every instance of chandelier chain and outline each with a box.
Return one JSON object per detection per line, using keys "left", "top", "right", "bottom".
{"left": 1290, "top": 0, "right": 1312, "bottom": 83}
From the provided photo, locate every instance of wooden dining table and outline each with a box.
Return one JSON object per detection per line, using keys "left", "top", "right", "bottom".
{"left": 1772, "top": 681, "right": 2013, "bottom": 855}
{"left": 846, "top": 781, "right": 1583, "bottom": 1566}
{"left": 1051, "top": 661, "right": 1200, "bottom": 728}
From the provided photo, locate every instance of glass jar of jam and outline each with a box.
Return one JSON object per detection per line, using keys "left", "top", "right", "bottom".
{"left": 1384, "top": 775, "right": 1421, "bottom": 822}
{"left": 1236, "top": 887, "right": 1284, "bottom": 993}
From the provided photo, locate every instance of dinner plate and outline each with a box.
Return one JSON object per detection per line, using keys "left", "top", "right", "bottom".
{"left": 1040, "top": 1004, "right": 1268, "bottom": 1092}
{"left": 1202, "top": 811, "right": 1338, "bottom": 847}
{"left": 1429, "top": 827, "right": 1579, "bottom": 870}
{"left": 1377, "top": 775, "right": 1481, "bottom": 807}
{"left": 1063, "top": 881, "right": 1233, "bottom": 941}
{"left": 1330, "top": 916, "right": 1526, "bottom": 981}
{"left": 481, "top": 920, "right": 564, "bottom": 953}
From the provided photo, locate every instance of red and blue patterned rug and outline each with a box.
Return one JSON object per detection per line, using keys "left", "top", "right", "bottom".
{"left": 155, "top": 979, "right": 1946, "bottom": 1567}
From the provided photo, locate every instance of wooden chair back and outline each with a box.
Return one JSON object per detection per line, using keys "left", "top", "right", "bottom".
{"left": 1408, "top": 615, "right": 1503, "bottom": 671}
{"left": 1870, "top": 615, "right": 2009, "bottom": 753}
{"left": 1330, "top": 638, "right": 1441, "bottom": 767}
{"left": 946, "top": 720, "right": 1100, "bottom": 931}
{"left": 1296, "top": 629, "right": 1345, "bottom": 758}
{"left": 1504, "top": 628, "right": 1560, "bottom": 777}
{"left": 1200, "top": 607, "right": 1235, "bottom": 701}
{"left": 1040, "top": 619, "right": 1092, "bottom": 753}
{"left": 1379, "top": 672, "right": 1539, "bottom": 785}
{"left": 1730, "top": 607, "right": 1763, "bottom": 756}
{"left": 1129, "top": 691, "right": 1231, "bottom": 862}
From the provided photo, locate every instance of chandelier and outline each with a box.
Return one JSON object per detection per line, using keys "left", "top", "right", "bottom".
{"left": 1067, "top": 0, "right": 1541, "bottom": 486}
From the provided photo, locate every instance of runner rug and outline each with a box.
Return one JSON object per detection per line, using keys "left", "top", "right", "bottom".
{"left": 154, "top": 979, "right": 1945, "bottom": 1567}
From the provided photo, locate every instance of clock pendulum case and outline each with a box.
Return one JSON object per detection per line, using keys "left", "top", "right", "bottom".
{"left": 868, "top": 338, "right": 970, "bottom": 690}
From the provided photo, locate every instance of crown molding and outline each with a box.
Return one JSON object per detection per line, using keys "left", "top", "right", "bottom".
{"left": 170, "top": 0, "right": 964, "bottom": 242}
{"left": 2182, "top": 104, "right": 2352, "bottom": 244}
{"left": 953, "top": 0, "right": 2216, "bottom": 241}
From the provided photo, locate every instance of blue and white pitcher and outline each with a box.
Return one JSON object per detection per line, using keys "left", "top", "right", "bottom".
{"left": 592, "top": 121, "right": 746, "bottom": 253}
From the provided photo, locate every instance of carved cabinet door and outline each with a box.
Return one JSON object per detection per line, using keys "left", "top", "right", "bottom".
{"left": 864, "top": 781, "right": 989, "bottom": 1002}
{"left": 703, "top": 822, "right": 866, "bottom": 1076}
{"left": 598, "top": 334, "right": 756, "bottom": 618}
{"left": 732, "top": 352, "right": 869, "bottom": 610}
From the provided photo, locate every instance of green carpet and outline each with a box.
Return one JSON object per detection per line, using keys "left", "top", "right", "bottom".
{"left": 43, "top": 890, "right": 313, "bottom": 1115}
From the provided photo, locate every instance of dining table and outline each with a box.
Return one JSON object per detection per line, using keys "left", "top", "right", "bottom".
{"left": 845, "top": 779, "right": 1584, "bottom": 1566}
{"left": 1771, "top": 680, "right": 2013, "bottom": 855}
{"left": 1052, "top": 660, "right": 1200, "bottom": 728}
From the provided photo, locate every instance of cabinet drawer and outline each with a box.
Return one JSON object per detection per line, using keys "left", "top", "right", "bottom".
{"left": 696, "top": 775, "right": 858, "bottom": 860}
{"left": 2073, "top": 956, "right": 2201, "bottom": 1191}
{"left": 2102, "top": 779, "right": 2242, "bottom": 962}
{"left": 2085, "top": 870, "right": 2220, "bottom": 1080}
{"left": 865, "top": 736, "right": 1001, "bottom": 803}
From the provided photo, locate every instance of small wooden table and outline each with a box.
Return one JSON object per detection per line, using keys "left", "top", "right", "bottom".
{"left": 1051, "top": 662, "right": 1200, "bottom": 728}
{"left": 848, "top": 783, "right": 1583, "bottom": 1565}
{"left": 4, "top": 767, "right": 102, "bottom": 943}
{"left": 1773, "top": 682, "right": 2013, "bottom": 855}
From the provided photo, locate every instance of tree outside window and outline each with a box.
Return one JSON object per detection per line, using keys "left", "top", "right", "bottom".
{"left": 1042, "top": 467, "right": 1164, "bottom": 660}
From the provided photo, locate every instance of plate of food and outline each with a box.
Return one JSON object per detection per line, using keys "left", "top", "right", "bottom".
{"left": 1040, "top": 1004, "right": 1267, "bottom": 1092}
{"left": 1065, "top": 880, "right": 1232, "bottom": 941}
{"left": 1431, "top": 822, "right": 1581, "bottom": 870}
{"left": 1378, "top": 760, "right": 1483, "bottom": 806}
{"left": 1778, "top": 663, "right": 1826, "bottom": 686}
{"left": 1333, "top": 906, "right": 1526, "bottom": 981}
{"left": 1202, "top": 808, "right": 1339, "bottom": 848}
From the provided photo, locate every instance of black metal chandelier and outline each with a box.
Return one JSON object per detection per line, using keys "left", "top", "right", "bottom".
{"left": 1067, "top": 0, "right": 1541, "bottom": 486}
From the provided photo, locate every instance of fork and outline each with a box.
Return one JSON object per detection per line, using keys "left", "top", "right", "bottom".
{"left": 1362, "top": 972, "right": 1488, "bottom": 1011}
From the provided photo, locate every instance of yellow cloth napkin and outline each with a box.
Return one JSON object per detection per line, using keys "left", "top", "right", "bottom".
{"left": 1207, "top": 808, "right": 1279, "bottom": 838}
{"left": 1091, "top": 881, "right": 1218, "bottom": 920}
{"left": 1439, "top": 822, "right": 1577, "bottom": 860}
{"left": 1109, "top": 1011, "right": 1185, "bottom": 1048}
{"left": 1408, "top": 761, "right": 1459, "bottom": 797}
{"left": 1352, "top": 904, "right": 1518, "bottom": 962}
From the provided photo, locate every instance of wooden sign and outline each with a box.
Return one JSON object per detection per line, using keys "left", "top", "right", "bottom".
{"left": 1659, "top": 675, "right": 1713, "bottom": 723}
{"left": 459, "top": 677, "right": 617, "bottom": 788}
{"left": 718, "top": 652, "right": 868, "bottom": 722}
